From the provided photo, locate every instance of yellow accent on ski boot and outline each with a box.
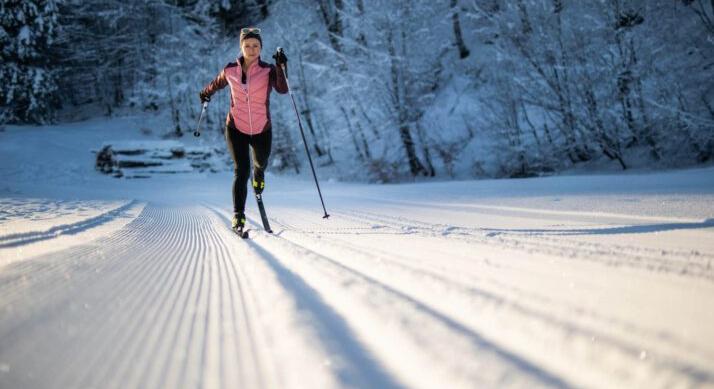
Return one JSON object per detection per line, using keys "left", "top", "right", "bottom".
{"left": 231, "top": 213, "right": 246, "bottom": 230}
{"left": 252, "top": 178, "right": 265, "bottom": 194}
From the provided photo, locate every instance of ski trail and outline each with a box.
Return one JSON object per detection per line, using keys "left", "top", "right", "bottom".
{"left": 198, "top": 203, "right": 571, "bottom": 389}
{"left": 257, "top": 223, "right": 570, "bottom": 388}
{"left": 0, "top": 204, "right": 272, "bottom": 389}
{"left": 330, "top": 209, "right": 714, "bottom": 282}
{"left": 0, "top": 213, "right": 149, "bottom": 336}
{"left": 205, "top": 204, "right": 408, "bottom": 389}
{"left": 204, "top": 215, "right": 272, "bottom": 388}
{"left": 267, "top": 215, "right": 714, "bottom": 387}
{"left": 0, "top": 200, "right": 146, "bottom": 269}
{"left": 0, "top": 200, "right": 139, "bottom": 248}
{"left": 3, "top": 196, "right": 711, "bottom": 389}
{"left": 247, "top": 204, "right": 714, "bottom": 388}
{"left": 350, "top": 196, "right": 707, "bottom": 224}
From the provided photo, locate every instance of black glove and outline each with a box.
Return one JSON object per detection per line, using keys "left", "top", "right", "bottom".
{"left": 199, "top": 91, "right": 210, "bottom": 103}
{"left": 273, "top": 48, "right": 288, "bottom": 67}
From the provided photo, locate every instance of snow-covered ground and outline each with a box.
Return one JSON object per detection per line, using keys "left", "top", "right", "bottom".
{"left": 1, "top": 119, "right": 714, "bottom": 389}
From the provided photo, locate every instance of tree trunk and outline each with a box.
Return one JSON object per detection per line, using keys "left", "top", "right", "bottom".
{"left": 388, "top": 30, "right": 427, "bottom": 176}
{"left": 355, "top": 110, "right": 372, "bottom": 160}
{"left": 520, "top": 100, "right": 540, "bottom": 146}
{"left": 318, "top": 0, "right": 344, "bottom": 53}
{"left": 450, "top": 0, "right": 470, "bottom": 58}
{"left": 341, "top": 106, "right": 366, "bottom": 161}
{"left": 553, "top": 2, "right": 590, "bottom": 162}
{"left": 355, "top": 0, "right": 366, "bottom": 47}
{"left": 630, "top": 41, "right": 660, "bottom": 160}
{"left": 416, "top": 123, "right": 436, "bottom": 176}
{"left": 296, "top": 52, "right": 325, "bottom": 156}
{"left": 583, "top": 82, "right": 627, "bottom": 170}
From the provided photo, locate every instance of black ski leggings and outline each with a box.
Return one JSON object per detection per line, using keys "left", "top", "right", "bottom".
{"left": 224, "top": 121, "right": 272, "bottom": 215}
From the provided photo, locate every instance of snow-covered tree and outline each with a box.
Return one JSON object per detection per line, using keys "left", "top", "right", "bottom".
{"left": 0, "top": 0, "right": 60, "bottom": 124}
{"left": 461, "top": 0, "right": 714, "bottom": 175}
{"left": 19, "top": 0, "right": 711, "bottom": 179}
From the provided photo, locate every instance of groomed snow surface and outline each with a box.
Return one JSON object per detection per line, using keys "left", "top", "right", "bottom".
{"left": 1, "top": 119, "right": 714, "bottom": 389}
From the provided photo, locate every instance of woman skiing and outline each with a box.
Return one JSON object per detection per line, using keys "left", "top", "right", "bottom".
{"left": 199, "top": 27, "right": 288, "bottom": 235}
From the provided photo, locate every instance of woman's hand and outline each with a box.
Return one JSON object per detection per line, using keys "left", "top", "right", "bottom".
{"left": 273, "top": 48, "right": 288, "bottom": 67}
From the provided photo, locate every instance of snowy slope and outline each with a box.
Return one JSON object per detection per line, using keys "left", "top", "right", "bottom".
{"left": 1, "top": 119, "right": 714, "bottom": 388}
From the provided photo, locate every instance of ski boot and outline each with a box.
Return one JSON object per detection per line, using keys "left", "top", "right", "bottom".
{"left": 231, "top": 212, "right": 248, "bottom": 239}
{"left": 252, "top": 177, "right": 265, "bottom": 195}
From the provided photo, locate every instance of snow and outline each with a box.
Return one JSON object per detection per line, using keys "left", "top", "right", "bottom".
{"left": 17, "top": 26, "right": 31, "bottom": 44}
{"left": 1, "top": 117, "right": 714, "bottom": 388}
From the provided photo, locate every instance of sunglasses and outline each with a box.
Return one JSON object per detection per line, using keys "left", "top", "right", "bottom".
{"left": 241, "top": 27, "right": 261, "bottom": 34}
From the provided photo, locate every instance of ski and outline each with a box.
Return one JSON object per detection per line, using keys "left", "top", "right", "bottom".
{"left": 255, "top": 193, "right": 273, "bottom": 233}
{"left": 233, "top": 226, "right": 249, "bottom": 239}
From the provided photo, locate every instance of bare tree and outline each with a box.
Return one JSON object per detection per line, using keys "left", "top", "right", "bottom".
{"left": 451, "top": 0, "right": 470, "bottom": 58}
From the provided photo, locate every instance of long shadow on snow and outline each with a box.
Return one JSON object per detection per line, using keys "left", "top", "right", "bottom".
{"left": 484, "top": 218, "right": 714, "bottom": 236}
{"left": 214, "top": 207, "right": 575, "bottom": 387}
{"left": 246, "top": 241, "right": 406, "bottom": 389}
{"left": 207, "top": 206, "right": 405, "bottom": 389}
{"left": 273, "top": 235, "right": 574, "bottom": 388}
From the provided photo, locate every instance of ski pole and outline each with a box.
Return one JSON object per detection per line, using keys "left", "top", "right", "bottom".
{"left": 278, "top": 48, "right": 330, "bottom": 219}
{"left": 194, "top": 101, "right": 208, "bottom": 137}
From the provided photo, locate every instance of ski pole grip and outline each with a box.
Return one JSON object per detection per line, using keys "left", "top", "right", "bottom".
{"left": 276, "top": 47, "right": 288, "bottom": 77}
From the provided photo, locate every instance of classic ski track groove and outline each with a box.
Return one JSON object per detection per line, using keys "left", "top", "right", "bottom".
{"left": 202, "top": 205, "right": 276, "bottom": 389}
{"left": 352, "top": 196, "right": 709, "bottom": 224}
{"left": 276, "top": 236, "right": 570, "bottom": 386}
{"left": 4, "top": 199, "right": 712, "bottom": 389}
{"left": 335, "top": 208, "right": 711, "bottom": 258}
{"left": 0, "top": 212, "right": 148, "bottom": 336}
{"left": 271, "top": 212, "right": 711, "bottom": 354}
{"left": 0, "top": 201, "right": 149, "bottom": 305}
{"left": 205, "top": 204, "right": 410, "bottom": 389}
{"left": 1, "top": 205, "right": 170, "bottom": 387}
{"left": 0, "top": 204, "right": 272, "bottom": 389}
{"left": 207, "top": 206, "right": 572, "bottom": 388}
{"left": 270, "top": 206, "right": 714, "bottom": 285}
{"left": 204, "top": 203, "right": 714, "bottom": 387}
{"left": 0, "top": 199, "right": 140, "bottom": 248}
{"left": 267, "top": 206, "right": 712, "bottom": 267}
{"left": 331, "top": 209, "right": 714, "bottom": 282}
{"left": 265, "top": 215, "right": 714, "bottom": 387}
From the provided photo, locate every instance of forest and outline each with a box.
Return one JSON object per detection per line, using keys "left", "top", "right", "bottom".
{"left": 2, "top": 0, "right": 713, "bottom": 181}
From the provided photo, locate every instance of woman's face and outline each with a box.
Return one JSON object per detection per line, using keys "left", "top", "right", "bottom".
{"left": 242, "top": 38, "right": 261, "bottom": 60}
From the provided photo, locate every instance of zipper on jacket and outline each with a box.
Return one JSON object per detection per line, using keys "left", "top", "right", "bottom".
{"left": 246, "top": 63, "right": 254, "bottom": 135}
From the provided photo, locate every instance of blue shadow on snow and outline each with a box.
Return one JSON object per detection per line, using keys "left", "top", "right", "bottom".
{"left": 484, "top": 218, "right": 714, "bottom": 236}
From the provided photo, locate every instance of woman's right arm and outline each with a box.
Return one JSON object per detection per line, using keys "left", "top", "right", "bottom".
{"left": 200, "top": 68, "right": 228, "bottom": 101}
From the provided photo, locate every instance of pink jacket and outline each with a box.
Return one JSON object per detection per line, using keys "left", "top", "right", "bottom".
{"left": 202, "top": 57, "right": 288, "bottom": 135}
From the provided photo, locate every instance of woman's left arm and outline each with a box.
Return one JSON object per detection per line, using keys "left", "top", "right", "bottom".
{"left": 271, "top": 65, "right": 289, "bottom": 94}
